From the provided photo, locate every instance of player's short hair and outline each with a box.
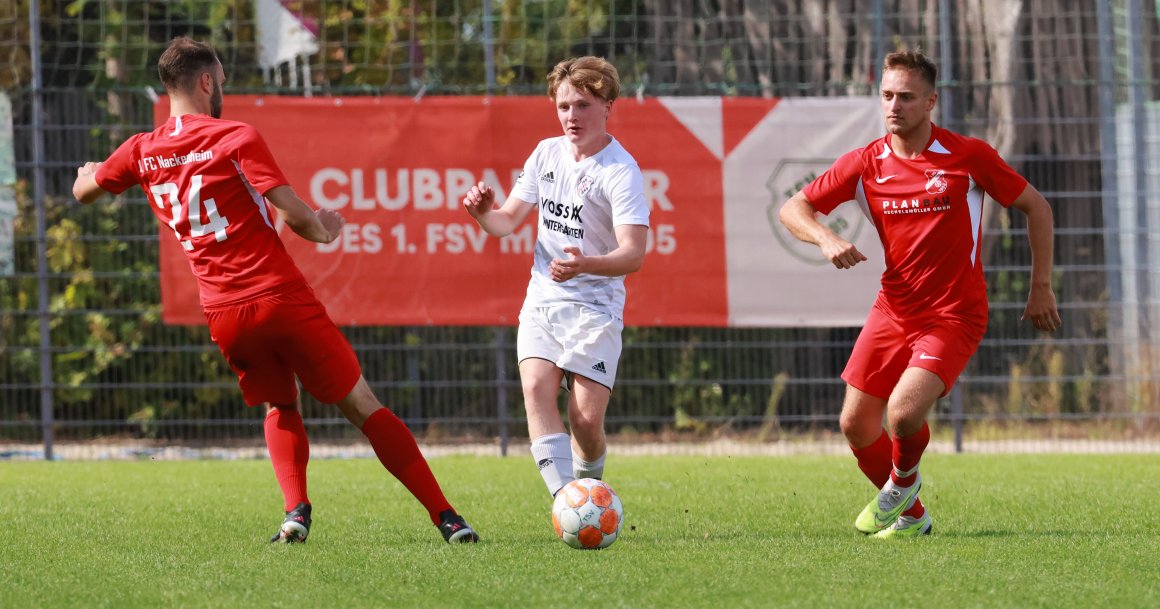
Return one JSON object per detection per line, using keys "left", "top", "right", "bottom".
{"left": 157, "top": 37, "right": 220, "bottom": 93}
{"left": 883, "top": 49, "right": 937, "bottom": 89}
{"left": 546, "top": 56, "right": 621, "bottom": 102}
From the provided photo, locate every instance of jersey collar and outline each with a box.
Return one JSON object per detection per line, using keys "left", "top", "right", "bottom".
{"left": 880, "top": 124, "right": 951, "bottom": 159}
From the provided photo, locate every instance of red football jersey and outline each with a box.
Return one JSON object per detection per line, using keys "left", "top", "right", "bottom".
{"left": 804, "top": 125, "right": 1028, "bottom": 320}
{"left": 95, "top": 114, "right": 309, "bottom": 307}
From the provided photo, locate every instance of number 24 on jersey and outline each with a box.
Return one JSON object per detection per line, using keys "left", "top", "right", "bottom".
{"left": 149, "top": 174, "right": 230, "bottom": 250}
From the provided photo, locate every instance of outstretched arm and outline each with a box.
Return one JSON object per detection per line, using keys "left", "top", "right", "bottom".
{"left": 778, "top": 191, "right": 867, "bottom": 269}
{"left": 265, "top": 185, "right": 343, "bottom": 244}
{"left": 73, "top": 162, "right": 109, "bottom": 204}
{"left": 1009, "top": 184, "right": 1061, "bottom": 332}
{"left": 462, "top": 181, "right": 536, "bottom": 237}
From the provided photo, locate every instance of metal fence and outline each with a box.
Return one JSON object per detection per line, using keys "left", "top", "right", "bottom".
{"left": 2, "top": 0, "right": 1159, "bottom": 459}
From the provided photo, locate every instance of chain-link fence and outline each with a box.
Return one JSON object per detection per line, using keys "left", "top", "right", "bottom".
{"left": 2, "top": 1, "right": 1159, "bottom": 459}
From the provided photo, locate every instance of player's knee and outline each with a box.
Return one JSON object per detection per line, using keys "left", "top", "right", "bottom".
{"left": 571, "top": 412, "right": 602, "bottom": 435}
{"left": 838, "top": 412, "right": 857, "bottom": 438}
{"left": 522, "top": 377, "right": 562, "bottom": 406}
{"left": 334, "top": 377, "right": 384, "bottom": 427}
{"left": 571, "top": 422, "right": 604, "bottom": 452}
{"left": 886, "top": 410, "right": 922, "bottom": 437}
{"left": 571, "top": 403, "right": 609, "bottom": 444}
{"left": 839, "top": 410, "right": 877, "bottom": 445}
{"left": 521, "top": 378, "right": 552, "bottom": 399}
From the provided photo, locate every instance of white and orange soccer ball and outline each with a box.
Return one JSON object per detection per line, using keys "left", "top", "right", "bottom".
{"left": 551, "top": 478, "right": 624, "bottom": 549}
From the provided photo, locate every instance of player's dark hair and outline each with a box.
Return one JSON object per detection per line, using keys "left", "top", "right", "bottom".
{"left": 157, "top": 37, "right": 220, "bottom": 93}
{"left": 547, "top": 56, "right": 621, "bottom": 102}
{"left": 883, "top": 48, "right": 937, "bottom": 89}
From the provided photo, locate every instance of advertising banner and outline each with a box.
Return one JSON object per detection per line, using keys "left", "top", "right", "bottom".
{"left": 155, "top": 95, "right": 883, "bottom": 327}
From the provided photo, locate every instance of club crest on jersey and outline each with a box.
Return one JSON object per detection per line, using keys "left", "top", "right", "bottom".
{"left": 577, "top": 175, "right": 595, "bottom": 196}
{"left": 925, "top": 169, "right": 948, "bottom": 194}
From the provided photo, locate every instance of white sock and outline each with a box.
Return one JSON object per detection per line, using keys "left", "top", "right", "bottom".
{"left": 530, "top": 433, "right": 574, "bottom": 497}
{"left": 573, "top": 450, "right": 606, "bottom": 480}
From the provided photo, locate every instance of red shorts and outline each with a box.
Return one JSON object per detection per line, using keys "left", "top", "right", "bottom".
{"left": 842, "top": 304, "right": 985, "bottom": 399}
{"left": 204, "top": 289, "right": 361, "bottom": 406}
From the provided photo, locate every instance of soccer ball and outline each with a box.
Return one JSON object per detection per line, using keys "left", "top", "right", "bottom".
{"left": 551, "top": 478, "right": 624, "bottom": 549}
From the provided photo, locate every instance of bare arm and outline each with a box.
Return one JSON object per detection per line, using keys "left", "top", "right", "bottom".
{"left": 462, "top": 181, "right": 535, "bottom": 237}
{"left": 549, "top": 224, "right": 648, "bottom": 282}
{"left": 1009, "top": 183, "right": 1061, "bottom": 332}
{"left": 264, "top": 185, "right": 343, "bottom": 244}
{"left": 73, "top": 162, "right": 109, "bottom": 204}
{"left": 778, "top": 191, "right": 868, "bottom": 269}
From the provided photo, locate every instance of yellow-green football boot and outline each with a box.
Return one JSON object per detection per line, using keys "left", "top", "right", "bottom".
{"left": 854, "top": 474, "right": 922, "bottom": 534}
{"left": 873, "top": 512, "right": 933, "bottom": 539}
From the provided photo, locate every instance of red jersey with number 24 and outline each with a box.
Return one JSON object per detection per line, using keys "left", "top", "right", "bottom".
{"left": 95, "top": 114, "right": 308, "bottom": 308}
{"left": 803, "top": 125, "right": 1027, "bottom": 321}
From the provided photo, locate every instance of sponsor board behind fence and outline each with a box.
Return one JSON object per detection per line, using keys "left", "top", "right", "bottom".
{"left": 155, "top": 96, "right": 884, "bottom": 327}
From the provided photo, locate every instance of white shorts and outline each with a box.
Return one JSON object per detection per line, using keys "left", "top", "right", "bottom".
{"left": 517, "top": 303, "right": 624, "bottom": 390}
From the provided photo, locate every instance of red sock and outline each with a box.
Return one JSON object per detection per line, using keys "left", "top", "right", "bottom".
{"left": 265, "top": 407, "right": 310, "bottom": 512}
{"left": 891, "top": 421, "right": 930, "bottom": 487}
{"left": 853, "top": 429, "right": 925, "bottom": 518}
{"left": 851, "top": 430, "right": 892, "bottom": 488}
{"left": 362, "top": 407, "right": 453, "bottom": 525}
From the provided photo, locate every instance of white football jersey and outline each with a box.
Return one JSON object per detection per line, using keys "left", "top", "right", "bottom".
{"left": 511, "top": 135, "right": 650, "bottom": 319}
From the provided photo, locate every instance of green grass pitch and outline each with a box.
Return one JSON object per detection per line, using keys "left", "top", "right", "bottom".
{"left": 3, "top": 454, "right": 1158, "bottom": 608}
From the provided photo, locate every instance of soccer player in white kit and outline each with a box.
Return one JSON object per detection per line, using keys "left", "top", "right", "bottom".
{"left": 462, "top": 56, "right": 650, "bottom": 498}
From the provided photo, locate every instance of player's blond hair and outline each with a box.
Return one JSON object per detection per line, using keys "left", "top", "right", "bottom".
{"left": 883, "top": 48, "right": 938, "bottom": 89}
{"left": 546, "top": 56, "right": 621, "bottom": 102}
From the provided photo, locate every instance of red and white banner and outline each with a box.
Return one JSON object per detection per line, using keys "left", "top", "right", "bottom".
{"left": 156, "top": 95, "right": 884, "bottom": 327}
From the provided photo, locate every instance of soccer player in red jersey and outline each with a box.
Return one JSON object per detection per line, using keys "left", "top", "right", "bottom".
{"left": 71, "top": 37, "right": 478, "bottom": 544}
{"left": 779, "top": 49, "right": 1061, "bottom": 538}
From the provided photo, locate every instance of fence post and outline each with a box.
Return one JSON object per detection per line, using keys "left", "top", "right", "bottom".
{"left": 937, "top": 0, "right": 964, "bottom": 456}
{"left": 30, "top": 0, "right": 55, "bottom": 461}
{"left": 951, "top": 384, "right": 964, "bottom": 453}
{"left": 482, "top": 0, "right": 496, "bottom": 94}
{"left": 494, "top": 327, "right": 509, "bottom": 456}
{"left": 937, "top": 0, "right": 953, "bottom": 126}
{"left": 1126, "top": 0, "right": 1153, "bottom": 427}
{"left": 406, "top": 328, "right": 421, "bottom": 429}
{"left": 871, "top": 0, "right": 884, "bottom": 79}
{"left": 1096, "top": 0, "right": 1126, "bottom": 416}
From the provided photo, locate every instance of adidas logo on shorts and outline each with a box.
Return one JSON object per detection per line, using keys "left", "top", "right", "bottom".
{"left": 540, "top": 171, "right": 555, "bottom": 183}
{"left": 591, "top": 361, "right": 607, "bottom": 374}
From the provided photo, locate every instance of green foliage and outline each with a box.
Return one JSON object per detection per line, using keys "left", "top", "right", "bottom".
{"left": 303, "top": 0, "right": 641, "bottom": 94}
{"left": 1, "top": 0, "right": 643, "bottom": 94}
